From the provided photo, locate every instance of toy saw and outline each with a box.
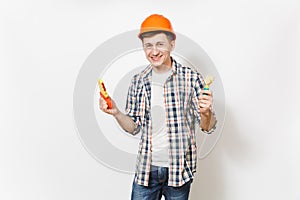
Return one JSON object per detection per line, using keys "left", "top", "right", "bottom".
{"left": 204, "top": 75, "right": 214, "bottom": 91}
{"left": 98, "top": 79, "right": 113, "bottom": 109}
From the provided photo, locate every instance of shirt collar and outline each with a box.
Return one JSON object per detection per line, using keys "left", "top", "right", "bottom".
{"left": 141, "top": 56, "right": 179, "bottom": 79}
{"left": 170, "top": 56, "right": 179, "bottom": 75}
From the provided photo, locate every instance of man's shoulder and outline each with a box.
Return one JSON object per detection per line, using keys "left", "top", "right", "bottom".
{"left": 176, "top": 63, "right": 200, "bottom": 76}
{"left": 130, "top": 65, "right": 151, "bottom": 83}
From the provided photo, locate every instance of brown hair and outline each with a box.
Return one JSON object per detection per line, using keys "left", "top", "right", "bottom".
{"left": 140, "top": 31, "right": 176, "bottom": 42}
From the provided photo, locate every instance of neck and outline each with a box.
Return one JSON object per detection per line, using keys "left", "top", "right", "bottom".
{"left": 152, "top": 57, "right": 172, "bottom": 73}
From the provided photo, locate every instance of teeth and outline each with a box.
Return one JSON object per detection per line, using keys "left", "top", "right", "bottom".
{"left": 152, "top": 55, "right": 161, "bottom": 60}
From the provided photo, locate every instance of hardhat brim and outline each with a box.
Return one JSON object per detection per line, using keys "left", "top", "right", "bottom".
{"left": 138, "top": 28, "right": 176, "bottom": 40}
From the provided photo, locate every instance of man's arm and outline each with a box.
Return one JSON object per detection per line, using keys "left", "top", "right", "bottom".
{"left": 113, "top": 111, "right": 136, "bottom": 134}
{"left": 198, "top": 90, "right": 217, "bottom": 132}
{"left": 99, "top": 97, "right": 136, "bottom": 134}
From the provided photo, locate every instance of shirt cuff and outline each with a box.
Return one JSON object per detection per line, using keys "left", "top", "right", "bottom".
{"left": 201, "top": 111, "right": 217, "bottom": 134}
{"left": 125, "top": 113, "right": 141, "bottom": 135}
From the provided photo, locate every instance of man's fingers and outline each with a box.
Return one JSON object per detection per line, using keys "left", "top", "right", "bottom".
{"left": 200, "top": 90, "right": 212, "bottom": 96}
{"left": 199, "top": 100, "right": 211, "bottom": 108}
{"left": 199, "top": 94, "right": 212, "bottom": 102}
{"left": 99, "top": 97, "right": 108, "bottom": 110}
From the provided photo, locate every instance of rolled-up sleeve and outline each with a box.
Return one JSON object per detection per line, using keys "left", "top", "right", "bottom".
{"left": 191, "top": 73, "right": 204, "bottom": 124}
{"left": 125, "top": 75, "right": 141, "bottom": 135}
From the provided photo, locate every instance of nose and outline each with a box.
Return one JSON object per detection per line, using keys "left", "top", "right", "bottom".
{"left": 151, "top": 46, "right": 159, "bottom": 55}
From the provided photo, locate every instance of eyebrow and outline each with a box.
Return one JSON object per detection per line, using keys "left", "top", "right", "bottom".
{"left": 143, "top": 41, "right": 166, "bottom": 45}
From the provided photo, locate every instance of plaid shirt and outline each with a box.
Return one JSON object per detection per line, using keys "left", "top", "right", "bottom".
{"left": 125, "top": 58, "right": 216, "bottom": 187}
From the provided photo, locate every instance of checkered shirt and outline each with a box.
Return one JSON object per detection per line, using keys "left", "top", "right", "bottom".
{"left": 125, "top": 58, "right": 216, "bottom": 187}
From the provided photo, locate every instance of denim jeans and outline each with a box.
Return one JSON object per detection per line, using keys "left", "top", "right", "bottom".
{"left": 131, "top": 165, "right": 192, "bottom": 200}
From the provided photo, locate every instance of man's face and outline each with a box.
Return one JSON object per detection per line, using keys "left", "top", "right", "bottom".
{"left": 142, "top": 33, "right": 175, "bottom": 68}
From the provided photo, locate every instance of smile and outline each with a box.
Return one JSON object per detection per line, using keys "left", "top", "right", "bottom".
{"left": 151, "top": 55, "right": 163, "bottom": 61}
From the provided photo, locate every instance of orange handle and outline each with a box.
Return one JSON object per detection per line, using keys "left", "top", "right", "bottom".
{"left": 98, "top": 79, "right": 113, "bottom": 109}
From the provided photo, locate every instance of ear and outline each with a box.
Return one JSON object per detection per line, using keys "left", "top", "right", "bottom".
{"left": 170, "top": 40, "right": 175, "bottom": 51}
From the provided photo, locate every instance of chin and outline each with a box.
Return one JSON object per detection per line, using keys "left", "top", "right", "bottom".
{"left": 149, "top": 58, "right": 165, "bottom": 67}
{"left": 151, "top": 62, "right": 163, "bottom": 67}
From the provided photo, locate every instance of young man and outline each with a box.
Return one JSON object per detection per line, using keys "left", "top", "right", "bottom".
{"left": 99, "top": 14, "right": 217, "bottom": 200}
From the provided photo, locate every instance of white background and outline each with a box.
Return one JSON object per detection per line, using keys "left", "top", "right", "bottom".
{"left": 1, "top": 0, "right": 300, "bottom": 199}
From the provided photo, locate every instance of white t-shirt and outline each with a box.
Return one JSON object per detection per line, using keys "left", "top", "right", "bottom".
{"left": 151, "top": 69, "right": 172, "bottom": 167}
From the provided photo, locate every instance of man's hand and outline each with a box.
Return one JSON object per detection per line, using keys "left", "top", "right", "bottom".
{"left": 199, "top": 89, "right": 215, "bottom": 131}
{"left": 99, "top": 97, "right": 120, "bottom": 117}
{"left": 199, "top": 90, "right": 213, "bottom": 115}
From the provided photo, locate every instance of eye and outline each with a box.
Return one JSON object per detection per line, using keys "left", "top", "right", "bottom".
{"left": 157, "top": 42, "right": 164, "bottom": 47}
{"left": 144, "top": 43, "right": 153, "bottom": 49}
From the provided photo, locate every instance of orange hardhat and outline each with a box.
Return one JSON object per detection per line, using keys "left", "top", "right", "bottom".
{"left": 138, "top": 14, "right": 176, "bottom": 40}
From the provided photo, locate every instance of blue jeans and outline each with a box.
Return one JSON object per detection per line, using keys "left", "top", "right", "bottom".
{"left": 131, "top": 165, "right": 192, "bottom": 200}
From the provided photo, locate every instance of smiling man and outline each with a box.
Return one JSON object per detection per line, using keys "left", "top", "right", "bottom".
{"left": 99, "top": 14, "right": 217, "bottom": 200}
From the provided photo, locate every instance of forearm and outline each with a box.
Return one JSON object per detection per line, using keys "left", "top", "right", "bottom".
{"left": 200, "top": 110, "right": 216, "bottom": 132}
{"left": 113, "top": 111, "right": 136, "bottom": 134}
